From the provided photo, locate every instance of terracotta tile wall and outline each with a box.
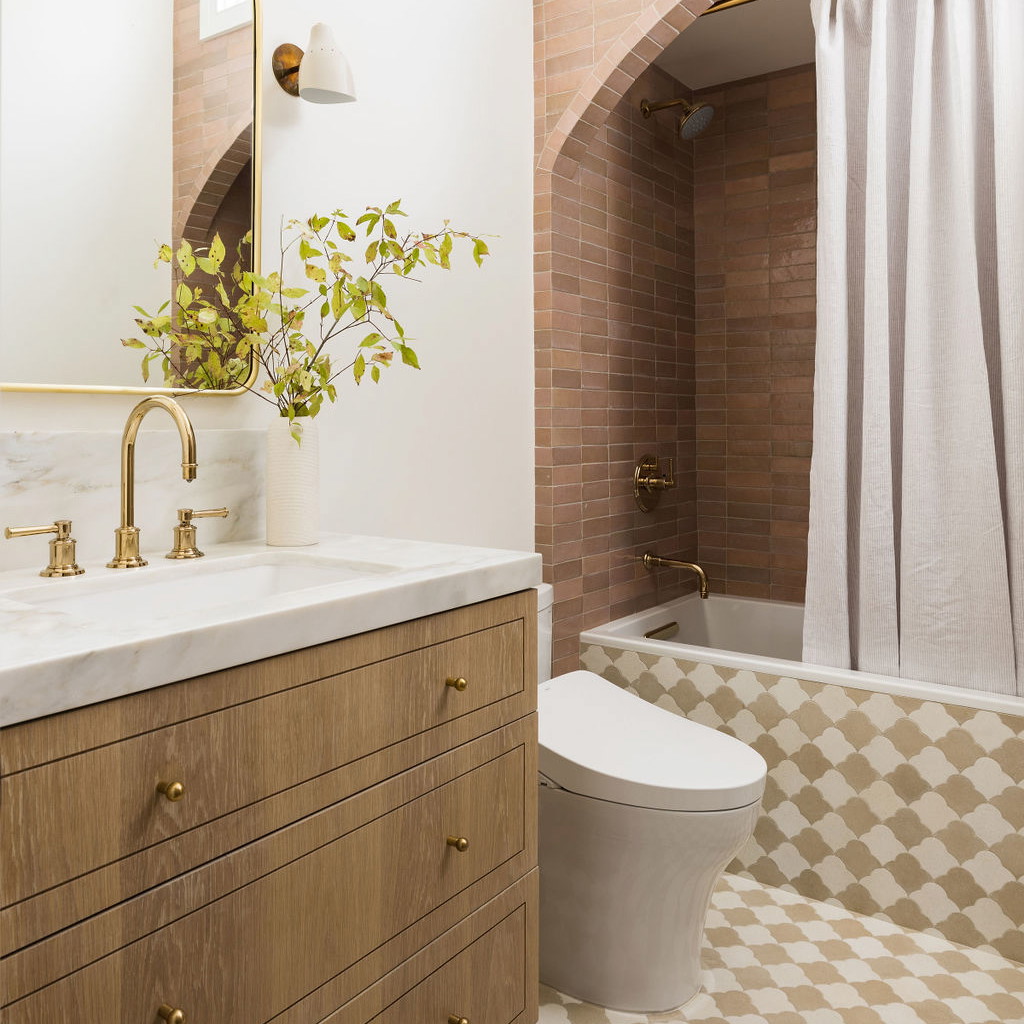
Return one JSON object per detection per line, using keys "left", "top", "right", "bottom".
{"left": 538, "top": 62, "right": 700, "bottom": 674}
{"left": 691, "top": 64, "right": 816, "bottom": 602}
{"left": 534, "top": 0, "right": 709, "bottom": 171}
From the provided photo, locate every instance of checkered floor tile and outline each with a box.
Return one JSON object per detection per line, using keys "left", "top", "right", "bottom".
{"left": 538, "top": 874, "right": 1024, "bottom": 1024}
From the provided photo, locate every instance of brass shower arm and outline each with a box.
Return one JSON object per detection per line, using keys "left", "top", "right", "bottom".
{"left": 640, "top": 97, "right": 692, "bottom": 118}
{"left": 702, "top": 0, "right": 761, "bottom": 14}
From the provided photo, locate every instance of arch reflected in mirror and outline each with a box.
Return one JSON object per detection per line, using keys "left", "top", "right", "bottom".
{"left": 0, "top": 0, "right": 260, "bottom": 396}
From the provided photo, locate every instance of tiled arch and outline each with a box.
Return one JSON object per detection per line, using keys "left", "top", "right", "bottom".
{"left": 535, "top": 0, "right": 712, "bottom": 673}
{"left": 177, "top": 118, "right": 253, "bottom": 248}
{"left": 537, "top": 1, "right": 711, "bottom": 181}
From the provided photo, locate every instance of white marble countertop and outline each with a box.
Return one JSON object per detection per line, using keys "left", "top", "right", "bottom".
{"left": 0, "top": 534, "right": 542, "bottom": 726}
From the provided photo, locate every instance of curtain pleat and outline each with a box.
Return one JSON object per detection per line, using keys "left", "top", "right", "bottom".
{"left": 804, "top": 0, "right": 1022, "bottom": 695}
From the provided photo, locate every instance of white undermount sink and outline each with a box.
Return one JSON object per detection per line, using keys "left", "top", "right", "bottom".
{"left": 3, "top": 552, "right": 401, "bottom": 624}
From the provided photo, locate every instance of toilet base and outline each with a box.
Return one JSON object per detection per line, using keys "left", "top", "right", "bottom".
{"left": 539, "top": 785, "right": 760, "bottom": 1013}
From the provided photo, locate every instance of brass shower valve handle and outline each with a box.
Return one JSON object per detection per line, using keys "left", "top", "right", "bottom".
{"left": 633, "top": 455, "right": 676, "bottom": 512}
{"left": 4, "top": 519, "right": 85, "bottom": 577}
{"left": 166, "top": 507, "right": 229, "bottom": 560}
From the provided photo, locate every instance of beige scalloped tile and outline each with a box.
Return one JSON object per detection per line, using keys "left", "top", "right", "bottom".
{"left": 579, "top": 645, "right": 1024, "bottom": 962}
{"left": 539, "top": 875, "right": 1024, "bottom": 1024}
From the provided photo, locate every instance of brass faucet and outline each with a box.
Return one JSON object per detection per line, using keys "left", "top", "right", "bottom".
{"left": 108, "top": 396, "right": 197, "bottom": 569}
{"left": 641, "top": 552, "right": 710, "bottom": 599}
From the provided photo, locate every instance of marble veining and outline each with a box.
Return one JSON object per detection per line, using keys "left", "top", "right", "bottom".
{"left": 0, "top": 429, "right": 264, "bottom": 573}
{"left": 0, "top": 533, "right": 541, "bottom": 726}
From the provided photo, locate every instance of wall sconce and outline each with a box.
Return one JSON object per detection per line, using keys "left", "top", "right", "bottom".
{"left": 272, "top": 23, "right": 356, "bottom": 104}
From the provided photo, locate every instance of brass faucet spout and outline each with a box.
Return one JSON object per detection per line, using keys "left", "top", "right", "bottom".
{"left": 109, "top": 396, "right": 197, "bottom": 569}
{"left": 640, "top": 552, "right": 710, "bottom": 599}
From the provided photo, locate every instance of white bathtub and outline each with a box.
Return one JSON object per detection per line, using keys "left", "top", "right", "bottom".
{"left": 581, "top": 593, "right": 1024, "bottom": 717}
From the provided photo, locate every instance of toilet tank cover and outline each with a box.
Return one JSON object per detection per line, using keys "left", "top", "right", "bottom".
{"left": 538, "top": 671, "right": 767, "bottom": 812}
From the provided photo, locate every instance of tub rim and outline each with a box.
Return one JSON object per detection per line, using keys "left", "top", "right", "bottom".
{"left": 580, "top": 593, "right": 1024, "bottom": 718}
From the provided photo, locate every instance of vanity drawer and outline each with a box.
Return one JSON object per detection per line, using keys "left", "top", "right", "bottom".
{"left": 0, "top": 617, "right": 524, "bottom": 908}
{"left": 3, "top": 742, "right": 527, "bottom": 1023}
{"left": 346, "top": 905, "right": 527, "bottom": 1024}
{"left": 363, "top": 907, "right": 527, "bottom": 1024}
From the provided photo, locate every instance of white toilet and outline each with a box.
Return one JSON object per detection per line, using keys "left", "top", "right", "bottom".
{"left": 534, "top": 585, "right": 767, "bottom": 1013}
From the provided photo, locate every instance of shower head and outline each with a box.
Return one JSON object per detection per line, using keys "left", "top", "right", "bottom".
{"left": 678, "top": 102, "right": 715, "bottom": 140}
{"left": 640, "top": 97, "right": 716, "bottom": 140}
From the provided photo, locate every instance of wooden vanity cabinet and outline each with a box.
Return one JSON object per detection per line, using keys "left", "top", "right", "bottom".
{"left": 0, "top": 590, "right": 538, "bottom": 1024}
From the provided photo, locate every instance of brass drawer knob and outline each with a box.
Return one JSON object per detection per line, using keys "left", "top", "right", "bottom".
{"left": 158, "top": 1006, "right": 186, "bottom": 1024}
{"left": 445, "top": 676, "right": 468, "bottom": 692}
{"left": 446, "top": 835, "right": 470, "bottom": 853}
{"left": 448, "top": 1017, "right": 469, "bottom": 1024}
{"left": 157, "top": 781, "right": 185, "bottom": 802}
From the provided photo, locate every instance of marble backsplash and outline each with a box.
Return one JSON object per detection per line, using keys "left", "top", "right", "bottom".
{"left": 0, "top": 430, "right": 264, "bottom": 573}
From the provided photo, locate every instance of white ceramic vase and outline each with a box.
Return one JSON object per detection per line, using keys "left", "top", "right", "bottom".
{"left": 265, "top": 415, "right": 320, "bottom": 546}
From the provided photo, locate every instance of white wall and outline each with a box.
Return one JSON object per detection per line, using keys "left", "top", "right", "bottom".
{"left": 0, "top": 0, "right": 174, "bottom": 386}
{"left": 260, "top": 0, "right": 535, "bottom": 552}
{"left": 0, "top": 0, "right": 535, "bottom": 556}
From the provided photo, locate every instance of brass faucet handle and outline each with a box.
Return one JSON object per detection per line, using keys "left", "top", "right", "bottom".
{"left": 166, "top": 508, "right": 229, "bottom": 560}
{"left": 633, "top": 454, "right": 677, "bottom": 512}
{"left": 4, "top": 520, "right": 85, "bottom": 578}
{"left": 179, "top": 507, "right": 229, "bottom": 526}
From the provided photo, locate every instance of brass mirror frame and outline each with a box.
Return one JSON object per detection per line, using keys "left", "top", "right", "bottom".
{"left": 0, "top": 0, "right": 263, "bottom": 397}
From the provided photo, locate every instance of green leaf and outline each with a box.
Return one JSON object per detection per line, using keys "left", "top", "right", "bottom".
{"left": 360, "top": 332, "right": 383, "bottom": 348}
{"left": 398, "top": 344, "right": 420, "bottom": 369}
{"left": 439, "top": 233, "right": 453, "bottom": 269}
{"left": 122, "top": 337, "right": 147, "bottom": 349}
{"left": 281, "top": 286, "right": 309, "bottom": 298}
{"left": 385, "top": 199, "right": 403, "bottom": 215}
{"left": 351, "top": 298, "right": 367, "bottom": 320}
{"left": 305, "top": 263, "right": 327, "bottom": 283}
{"left": 209, "top": 234, "right": 226, "bottom": 267}
{"left": 155, "top": 244, "right": 173, "bottom": 266}
{"left": 370, "top": 365, "right": 381, "bottom": 383}
{"left": 196, "top": 256, "right": 217, "bottom": 275}
{"left": 353, "top": 353, "right": 366, "bottom": 383}
{"left": 473, "top": 238, "right": 490, "bottom": 267}
{"left": 335, "top": 221, "right": 357, "bottom": 242}
{"left": 176, "top": 240, "right": 196, "bottom": 275}
{"left": 176, "top": 283, "right": 193, "bottom": 307}
{"left": 357, "top": 212, "right": 380, "bottom": 234}
{"left": 197, "top": 308, "right": 218, "bottom": 325}
{"left": 299, "top": 239, "right": 323, "bottom": 260}
{"left": 365, "top": 240, "right": 380, "bottom": 263}
{"left": 383, "top": 218, "right": 397, "bottom": 239}
{"left": 331, "top": 280, "right": 348, "bottom": 320}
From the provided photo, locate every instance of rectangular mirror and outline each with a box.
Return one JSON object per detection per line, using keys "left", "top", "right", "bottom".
{"left": 0, "top": 0, "right": 260, "bottom": 395}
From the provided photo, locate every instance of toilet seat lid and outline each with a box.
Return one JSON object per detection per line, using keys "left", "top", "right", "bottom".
{"left": 538, "top": 671, "right": 767, "bottom": 812}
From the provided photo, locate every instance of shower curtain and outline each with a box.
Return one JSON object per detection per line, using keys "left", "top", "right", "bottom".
{"left": 803, "top": 0, "right": 1024, "bottom": 695}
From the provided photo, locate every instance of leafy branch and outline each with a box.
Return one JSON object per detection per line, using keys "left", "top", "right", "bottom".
{"left": 124, "top": 201, "right": 490, "bottom": 427}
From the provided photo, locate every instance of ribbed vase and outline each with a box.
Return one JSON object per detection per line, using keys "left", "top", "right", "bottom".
{"left": 265, "top": 415, "right": 319, "bottom": 546}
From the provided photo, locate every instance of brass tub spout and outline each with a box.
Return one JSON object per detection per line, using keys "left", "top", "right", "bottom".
{"left": 640, "top": 552, "right": 709, "bottom": 599}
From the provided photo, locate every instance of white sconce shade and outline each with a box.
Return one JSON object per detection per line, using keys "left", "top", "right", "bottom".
{"left": 298, "top": 23, "right": 356, "bottom": 104}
